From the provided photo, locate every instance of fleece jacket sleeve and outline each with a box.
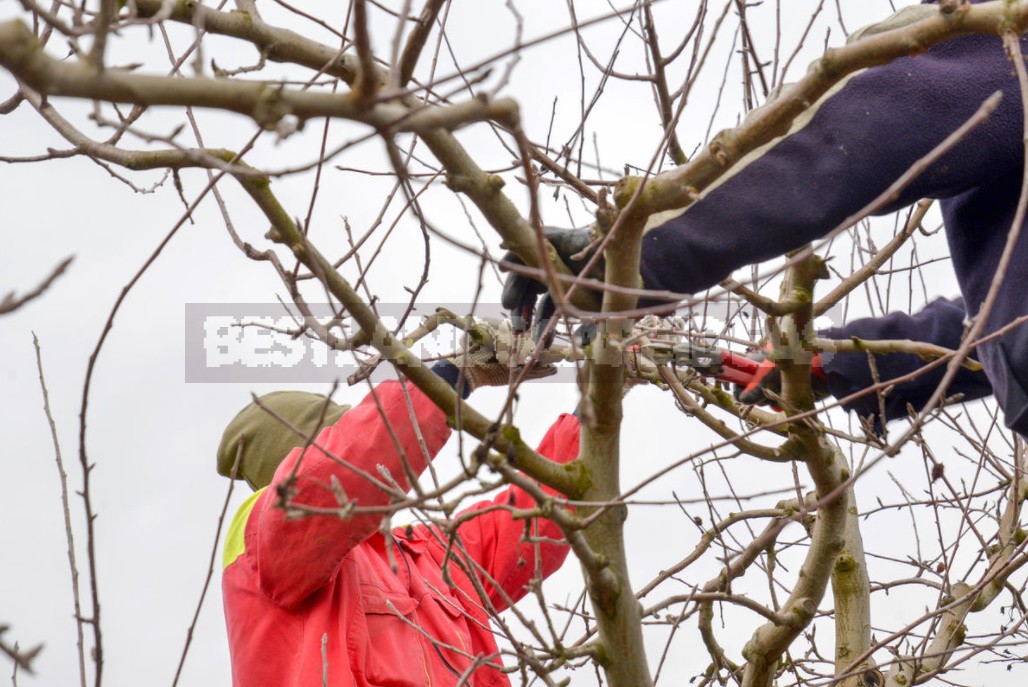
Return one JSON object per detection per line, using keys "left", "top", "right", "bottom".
{"left": 449, "top": 413, "right": 581, "bottom": 612}
{"left": 253, "top": 380, "right": 452, "bottom": 608}
{"left": 639, "top": 5, "right": 1022, "bottom": 298}
{"left": 821, "top": 297, "right": 992, "bottom": 428}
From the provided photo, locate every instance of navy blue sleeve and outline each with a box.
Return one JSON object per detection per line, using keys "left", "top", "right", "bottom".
{"left": 431, "top": 360, "right": 472, "bottom": 399}
{"left": 639, "top": 18, "right": 1023, "bottom": 297}
{"left": 821, "top": 298, "right": 992, "bottom": 427}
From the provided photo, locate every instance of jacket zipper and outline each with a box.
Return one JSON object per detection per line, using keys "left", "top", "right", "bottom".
{"left": 432, "top": 643, "right": 462, "bottom": 680}
{"left": 394, "top": 540, "right": 462, "bottom": 680}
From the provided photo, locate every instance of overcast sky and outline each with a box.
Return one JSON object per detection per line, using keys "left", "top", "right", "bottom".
{"left": 3, "top": 1, "right": 1021, "bottom": 686}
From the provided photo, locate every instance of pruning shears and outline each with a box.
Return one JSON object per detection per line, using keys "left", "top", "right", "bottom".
{"left": 638, "top": 340, "right": 765, "bottom": 387}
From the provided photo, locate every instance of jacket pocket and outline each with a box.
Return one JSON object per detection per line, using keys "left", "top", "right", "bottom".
{"left": 417, "top": 592, "right": 473, "bottom": 679}
{"left": 360, "top": 591, "right": 425, "bottom": 687}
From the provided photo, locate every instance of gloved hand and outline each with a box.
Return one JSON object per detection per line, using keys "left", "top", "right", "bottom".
{"left": 450, "top": 318, "right": 557, "bottom": 390}
{"left": 623, "top": 315, "right": 687, "bottom": 385}
{"left": 500, "top": 227, "right": 603, "bottom": 339}
{"left": 735, "top": 348, "right": 830, "bottom": 405}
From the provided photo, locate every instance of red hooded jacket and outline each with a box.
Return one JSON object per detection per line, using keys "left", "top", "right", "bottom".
{"left": 222, "top": 381, "right": 580, "bottom": 686}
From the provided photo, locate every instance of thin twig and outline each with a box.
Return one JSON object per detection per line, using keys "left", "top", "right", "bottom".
{"left": 170, "top": 445, "right": 241, "bottom": 687}
{"left": 0, "top": 256, "right": 73, "bottom": 315}
{"left": 0, "top": 627, "right": 40, "bottom": 677}
{"left": 32, "top": 334, "right": 84, "bottom": 687}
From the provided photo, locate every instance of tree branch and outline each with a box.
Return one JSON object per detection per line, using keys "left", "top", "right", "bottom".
{"left": 0, "top": 625, "right": 41, "bottom": 676}
{"left": 33, "top": 334, "right": 86, "bottom": 687}
{"left": 0, "top": 20, "right": 516, "bottom": 133}
{"left": 741, "top": 253, "right": 848, "bottom": 687}
{"left": 246, "top": 177, "right": 584, "bottom": 497}
{"left": 830, "top": 456, "right": 878, "bottom": 687}
{"left": 0, "top": 255, "right": 72, "bottom": 315}
{"left": 127, "top": 0, "right": 596, "bottom": 310}
{"left": 135, "top": 0, "right": 359, "bottom": 82}
{"left": 395, "top": 0, "right": 447, "bottom": 89}
{"left": 815, "top": 199, "right": 933, "bottom": 316}
{"left": 623, "top": 0, "right": 1028, "bottom": 218}
{"left": 814, "top": 336, "right": 983, "bottom": 372}
{"left": 573, "top": 196, "right": 653, "bottom": 687}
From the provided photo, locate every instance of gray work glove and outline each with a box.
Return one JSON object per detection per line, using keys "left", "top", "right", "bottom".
{"left": 450, "top": 318, "right": 557, "bottom": 390}
{"left": 623, "top": 315, "right": 687, "bottom": 385}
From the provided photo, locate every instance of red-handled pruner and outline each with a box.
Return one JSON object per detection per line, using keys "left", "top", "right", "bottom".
{"left": 671, "top": 342, "right": 764, "bottom": 387}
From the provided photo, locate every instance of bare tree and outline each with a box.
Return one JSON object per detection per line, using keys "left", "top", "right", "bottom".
{"left": 3, "top": 2, "right": 1028, "bottom": 687}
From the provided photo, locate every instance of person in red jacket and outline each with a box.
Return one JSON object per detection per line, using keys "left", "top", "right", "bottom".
{"left": 215, "top": 325, "right": 579, "bottom": 687}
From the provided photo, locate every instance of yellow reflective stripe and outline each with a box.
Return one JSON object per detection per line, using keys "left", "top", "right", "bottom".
{"left": 223, "top": 488, "right": 265, "bottom": 570}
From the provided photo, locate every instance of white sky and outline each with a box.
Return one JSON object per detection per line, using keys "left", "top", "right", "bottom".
{"left": 3, "top": 1, "right": 1022, "bottom": 686}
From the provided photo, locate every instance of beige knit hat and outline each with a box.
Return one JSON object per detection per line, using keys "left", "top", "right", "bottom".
{"left": 216, "top": 391, "right": 350, "bottom": 490}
